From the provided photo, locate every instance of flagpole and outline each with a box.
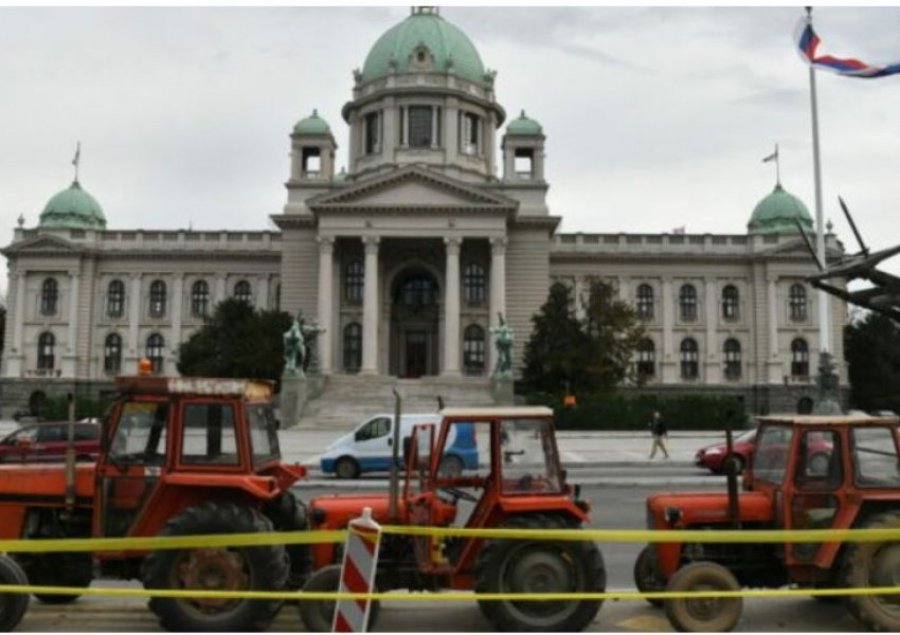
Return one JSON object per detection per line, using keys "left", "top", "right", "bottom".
{"left": 806, "top": 6, "right": 830, "bottom": 355}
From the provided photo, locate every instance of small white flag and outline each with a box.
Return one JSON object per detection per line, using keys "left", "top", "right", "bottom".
{"left": 762, "top": 145, "right": 778, "bottom": 163}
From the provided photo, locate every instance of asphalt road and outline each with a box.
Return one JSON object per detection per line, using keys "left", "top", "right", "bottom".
{"left": 10, "top": 471, "right": 865, "bottom": 632}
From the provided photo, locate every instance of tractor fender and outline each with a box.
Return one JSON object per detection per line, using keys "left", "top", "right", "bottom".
{"left": 498, "top": 497, "right": 589, "bottom": 524}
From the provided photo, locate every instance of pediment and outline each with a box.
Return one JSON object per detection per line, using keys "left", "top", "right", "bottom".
{"left": 308, "top": 166, "right": 516, "bottom": 211}
{"left": 1, "top": 233, "right": 82, "bottom": 256}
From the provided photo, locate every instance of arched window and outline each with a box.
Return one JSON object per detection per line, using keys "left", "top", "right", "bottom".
{"left": 789, "top": 284, "right": 807, "bottom": 322}
{"left": 463, "top": 324, "right": 486, "bottom": 375}
{"left": 636, "top": 338, "right": 655, "bottom": 378}
{"left": 463, "top": 263, "right": 486, "bottom": 305}
{"left": 106, "top": 279, "right": 125, "bottom": 318}
{"left": 104, "top": 333, "right": 122, "bottom": 374}
{"left": 722, "top": 285, "right": 740, "bottom": 321}
{"left": 791, "top": 338, "right": 809, "bottom": 377}
{"left": 636, "top": 284, "right": 654, "bottom": 319}
{"left": 40, "top": 278, "right": 59, "bottom": 316}
{"left": 343, "top": 323, "right": 362, "bottom": 373}
{"left": 37, "top": 332, "right": 55, "bottom": 370}
{"left": 680, "top": 338, "right": 699, "bottom": 379}
{"left": 233, "top": 280, "right": 252, "bottom": 304}
{"left": 398, "top": 275, "right": 436, "bottom": 307}
{"left": 345, "top": 261, "right": 364, "bottom": 304}
{"left": 724, "top": 338, "right": 742, "bottom": 380}
{"left": 146, "top": 333, "right": 164, "bottom": 374}
{"left": 191, "top": 280, "right": 210, "bottom": 317}
{"left": 679, "top": 284, "right": 697, "bottom": 322}
{"left": 149, "top": 280, "right": 167, "bottom": 318}
{"left": 797, "top": 396, "right": 814, "bottom": 414}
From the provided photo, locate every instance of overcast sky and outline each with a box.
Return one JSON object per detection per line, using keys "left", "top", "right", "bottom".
{"left": 3, "top": 5, "right": 900, "bottom": 296}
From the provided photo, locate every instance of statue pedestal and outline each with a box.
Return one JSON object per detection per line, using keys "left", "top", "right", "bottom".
{"left": 279, "top": 374, "right": 326, "bottom": 429}
{"left": 491, "top": 376, "right": 514, "bottom": 406}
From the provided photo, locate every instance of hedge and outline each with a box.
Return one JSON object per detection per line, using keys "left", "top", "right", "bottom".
{"left": 528, "top": 392, "right": 748, "bottom": 431}
{"left": 41, "top": 395, "right": 113, "bottom": 422}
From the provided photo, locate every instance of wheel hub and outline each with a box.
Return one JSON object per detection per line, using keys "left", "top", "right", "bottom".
{"left": 177, "top": 548, "right": 249, "bottom": 611}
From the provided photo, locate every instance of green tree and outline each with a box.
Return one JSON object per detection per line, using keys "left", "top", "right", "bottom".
{"left": 845, "top": 311, "right": 900, "bottom": 413}
{"left": 582, "top": 280, "right": 647, "bottom": 391}
{"left": 522, "top": 282, "right": 590, "bottom": 394}
{"left": 177, "top": 298, "right": 292, "bottom": 383}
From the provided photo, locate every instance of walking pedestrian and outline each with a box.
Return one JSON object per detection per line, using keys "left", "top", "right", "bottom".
{"left": 648, "top": 410, "right": 670, "bottom": 459}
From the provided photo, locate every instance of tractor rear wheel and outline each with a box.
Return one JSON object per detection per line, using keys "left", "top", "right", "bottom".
{"left": 0, "top": 554, "right": 30, "bottom": 631}
{"left": 143, "top": 501, "right": 289, "bottom": 632}
{"left": 664, "top": 561, "right": 742, "bottom": 632}
{"left": 634, "top": 545, "right": 666, "bottom": 608}
{"left": 842, "top": 511, "right": 900, "bottom": 631}
{"left": 475, "top": 514, "right": 605, "bottom": 632}
{"left": 264, "top": 491, "right": 311, "bottom": 589}
{"left": 298, "top": 564, "right": 380, "bottom": 632}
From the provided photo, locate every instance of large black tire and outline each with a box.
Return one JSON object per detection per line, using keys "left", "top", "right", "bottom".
{"left": 298, "top": 565, "right": 380, "bottom": 632}
{"left": 842, "top": 511, "right": 900, "bottom": 631}
{"left": 634, "top": 545, "right": 666, "bottom": 608}
{"left": 335, "top": 457, "right": 360, "bottom": 479}
{"left": 0, "top": 554, "right": 30, "bottom": 631}
{"left": 21, "top": 553, "right": 93, "bottom": 604}
{"left": 664, "top": 561, "right": 743, "bottom": 632}
{"left": 142, "top": 501, "right": 289, "bottom": 632}
{"left": 475, "top": 514, "right": 605, "bottom": 632}
{"left": 263, "top": 491, "right": 311, "bottom": 589}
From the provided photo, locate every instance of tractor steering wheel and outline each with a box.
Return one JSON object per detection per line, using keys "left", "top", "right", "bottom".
{"left": 440, "top": 487, "right": 477, "bottom": 504}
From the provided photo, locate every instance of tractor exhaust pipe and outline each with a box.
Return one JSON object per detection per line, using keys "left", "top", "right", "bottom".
{"left": 725, "top": 427, "right": 739, "bottom": 528}
{"left": 388, "top": 387, "right": 402, "bottom": 521}
{"left": 65, "top": 392, "right": 76, "bottom": 510}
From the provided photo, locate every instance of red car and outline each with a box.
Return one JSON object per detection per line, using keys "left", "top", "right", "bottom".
{"left": 695, "top": 426, "right": 832, "bottom": 475}
{"left": 0, "top": 421, "right": 101, "bottom": 463}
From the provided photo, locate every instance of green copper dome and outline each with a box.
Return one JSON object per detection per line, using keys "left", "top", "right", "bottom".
{"left": 361, "top": 8, "right": 487, "bottom": 86}
{"left": 39, "top": 181, "right": 106, "bottom": 230}
{"left": 293, "top": 109, "right": 331, "bottom": 135}
{"left": 506, "top": 110, "right": 543, "bottom": 136}
{"left": 748, "top": 183, "right": 813, "bottom": 235}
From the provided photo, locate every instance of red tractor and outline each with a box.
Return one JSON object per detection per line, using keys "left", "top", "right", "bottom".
{"left": 0, "top": 373, "right": 309, "bottom": 632}
{"left": 299, "top": 406, "right": 606, "bottom": 632}
{"left": 637, "top": 414, "right": 900, "bottom": 632}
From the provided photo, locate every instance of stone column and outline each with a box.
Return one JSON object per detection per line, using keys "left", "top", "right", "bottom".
{"left": 171, "top": 274, "right": 184, "bottom": 353}
{"left": 573, "top": 276, "right": 585, "bottom": 320}
{"left": 128, "top": 274, "right": 142, "bottom": 361}
{"left": 361, "top": 237, "right": 380, "bottom": 375}
{"left": 489, "top": 237, "right": 507, "bottom": 371}
{"left": 661, "top": 278, "right": 675, "bottom": 383}
{"left": 767, "top": 277, "right": 783, "bottom": 383}
{"left": 317, "top": 236, "right": 335, "bottom": 375}
{"left": 61, "top": 273, "right": 80, "bottom": 378}
{"left": 5, "top": 271, "right": 26, "bottom": 376}
{"left": 443, "top": 237, "right": 462, "bottom": 376}
{"left": 256, "top": 275, "right": 269, "bottom": 310}
{"left": 704, "top": 277, "right": 719, "bottom": 383}
{"left": 215, "top": 276, "right": 227, "bottom": 305}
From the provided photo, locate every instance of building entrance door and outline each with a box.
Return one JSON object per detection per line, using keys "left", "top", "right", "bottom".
{"left": 405, "top": 331, "right": 428, "bottom": 378}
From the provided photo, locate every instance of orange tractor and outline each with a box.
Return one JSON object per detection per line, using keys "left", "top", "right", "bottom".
{"left": 299, "top": 405, "right": 606, "bottom": 632}
{"left": 637, "top": 414, "right": 900, "bottom": 632}
{"left": 0, "top": 373, "right": 309, "bottom": 631}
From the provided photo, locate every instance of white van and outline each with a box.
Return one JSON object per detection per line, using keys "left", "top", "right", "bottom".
{"left": 320, "top": 413, "right": 477, "bottom": 479}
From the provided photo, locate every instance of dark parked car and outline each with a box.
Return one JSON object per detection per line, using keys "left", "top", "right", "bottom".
{"left": 0, "top": 421, "right": 101, "bottom": 463}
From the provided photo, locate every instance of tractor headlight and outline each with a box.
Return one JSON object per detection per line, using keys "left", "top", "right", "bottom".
{"left": 664, "top": 506, "right": 683, "bottom": 525}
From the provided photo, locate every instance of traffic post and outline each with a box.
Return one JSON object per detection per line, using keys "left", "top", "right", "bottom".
{"left": 333, "top": 507, "right": 382, "bottom": 632}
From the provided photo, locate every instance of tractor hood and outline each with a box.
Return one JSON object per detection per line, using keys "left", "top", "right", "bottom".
{"left": 309, "top": 493, "right": 402, "bottom": 529}
{"left": 646, "top": 490, "right": 773, "bottom": 528}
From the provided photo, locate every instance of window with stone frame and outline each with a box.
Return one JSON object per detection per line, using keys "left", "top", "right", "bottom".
{"left": 791, "top": 338, "right": 809, "bottom": 377}
{"left": 191, "top": 280, "right": 210, "bottom": 317}
{"left": 104, "top": 333, "right": 122, "bottom": 374}
{"left": 636, "top": 284, "right": 654, "bottom": 319}
{"left": 636, "top": 338, "right": 655, "bottom": 378}
{"left": 463, "top": 324, "right": 486, "bottom": 375}
{"left": 345, "top": 261, "right": 364, "bottom": 304}
{"left": 364, "top": 111, "right": 381, "bottom": 154}
{"left": 107, "top": 279, "right": 125, "bottom": 319}
{"left": 722, "top": 285, "right": 740, "bottom": 321}
{"left": 234, "top": 280, "right": 252, "bottom": 304}
{"left": 40, "top": 278, "right": 59, "bottom": 316}
{"left": 343, "top": 323, "right": 362, "bottom": 373}
{"left": 463, "top": 263, "right": 486, "bottom": 305}
{"left": 408, "top": 106, "right": 434, "bottom": 148}
{"left": 680, "top": 337, "right": 699, "bottom": 379}
{"left": 37, "top": 331, "right": 55, "bottom": 370}
{"left": 724, "top": 338, "right": 742, "bottom": 380}
{"left": 146, "top": 333, "right": 165, "bottom": 374}
{"left": 149, "top": 280, "right": 167, "bottom": 318}
{"left": 679, "top": 283, "right": 698, "bottom": 322}
{"left": 789, "top": 284, "right": 808, "bottom": 322}
{"left": 460, "top": 111, "right": 480, "bottom": 155}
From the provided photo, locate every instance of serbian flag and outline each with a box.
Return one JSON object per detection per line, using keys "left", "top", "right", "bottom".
{"left": 795, "top": 17, "right": 900, "bottom": 78}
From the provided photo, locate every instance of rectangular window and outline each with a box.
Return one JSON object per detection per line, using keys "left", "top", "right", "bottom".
{"left": 247, "top": 404, "right": 280, "bottom": 463}
{"left": 852, "top": 427, "right": 900, "bottom": 487}
{"left": 514, "top": 148, "right": 533, "bottom": 177}
{"left": 181, "top": 403, "right": 239, "bottom": 465}
{"left": 408, "top": 106, "right": 433, "bottom": 148}
{"left": 461, "top": 112, "right": 480, "bottom": 155}
{"left": 365, "top": 112, "right": 381, "bottom": 154}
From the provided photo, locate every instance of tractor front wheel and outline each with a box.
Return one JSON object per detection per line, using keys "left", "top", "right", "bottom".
{"left": 0, "top": 554, "right": 30, "bottom": 631}
{"left": 664, "top": 561, "right": 742, "bottom": 632}
{"left": 143, "top": 501, "right": 289, "bottom": 632}
{"left": 634, "top": 545, "right": 666, "bottom": 608}
{"left": 22, "top": 553, "right": 93, "bottom": 604}
{"left": 475, "top": 514, "right": 605, "bottom": 632}
{"left": 298, "top": 565, "right": 380, "bottom": 632}
{"left": 842, "top": 511, "right": 900, "bottom": 631}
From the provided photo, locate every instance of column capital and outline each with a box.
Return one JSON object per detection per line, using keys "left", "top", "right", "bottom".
{"left": 317, "top": 235, "right": 335, "bottom": 252}
{"left": 490, "top": 236, "right": 507, "bottom": 255}
{"left": 444, "top": 236, "right": 462, "bottom": 254}
{"left": 363, "top": 236, "right": 381, "bottom": 253}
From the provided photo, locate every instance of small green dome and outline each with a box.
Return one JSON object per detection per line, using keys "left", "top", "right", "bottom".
{"left": 361, "top": 8, "right": 487, "bottom": 86}
{"left": 506, "top": 110, "right": 543, "bottom": 136}
{"left": 293, "top": 109, "right": 331, "bottom": 135}
{"left": 748, "top": 183, "right": 813, "bottom": 235}
{"left": 39, "top": 181, "right": 106, "bottom": 230}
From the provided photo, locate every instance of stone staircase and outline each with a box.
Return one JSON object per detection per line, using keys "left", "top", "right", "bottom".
{"left": 296, "top": 375, "right": 500, "bottom": 429}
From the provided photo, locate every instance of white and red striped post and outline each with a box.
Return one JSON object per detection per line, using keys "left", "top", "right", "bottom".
{"left": 333, "top": 507, "right": 382, "bottom": 632}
